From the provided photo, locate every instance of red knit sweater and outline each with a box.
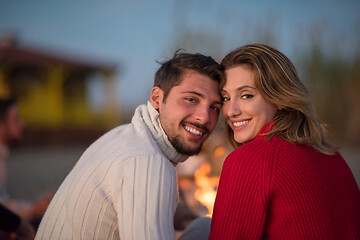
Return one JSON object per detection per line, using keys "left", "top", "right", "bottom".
{"left": 209, "top": 123, "right": 360, "bottom": 239}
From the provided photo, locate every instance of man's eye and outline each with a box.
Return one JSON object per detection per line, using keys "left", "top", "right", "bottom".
{"left": 210, "top": 105, "right": 220, "bottom": 112}
{"left": 185, "top": 97, "right": 197, "bottom": 103}
{"left": 241, "top": 94, "right": 254, "bottom": 99}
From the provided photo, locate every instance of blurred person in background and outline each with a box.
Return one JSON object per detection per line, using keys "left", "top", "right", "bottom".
{"left": 209, "top": 44, "right": 360, "bottom": 239}
{"left": 0, "top": 97, "right": 52, "bottom": 231}
{"left": 0, "top": 203, "right": 35, "bottom": 240}
{"left": 36, "top": 51, "right": 224, "bottom": 240}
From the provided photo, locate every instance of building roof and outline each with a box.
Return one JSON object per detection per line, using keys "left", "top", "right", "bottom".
{"left": 0, "top": 33, "right": 116, "bottom": 72}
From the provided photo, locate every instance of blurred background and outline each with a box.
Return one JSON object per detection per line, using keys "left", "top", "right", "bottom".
{"left": 0, "top": 0, "right": 359, "bottom": 223}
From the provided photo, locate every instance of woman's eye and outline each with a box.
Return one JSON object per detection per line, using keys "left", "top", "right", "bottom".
{"left": 241, "top": 94, "right": 254, "bottom": 99}
{"left": 222, "top": 96, "right": 230, "bottom": 102}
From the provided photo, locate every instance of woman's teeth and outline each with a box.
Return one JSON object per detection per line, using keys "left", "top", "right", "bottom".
{"left": 233, "top": 120, "right": 249, "bottom": 127}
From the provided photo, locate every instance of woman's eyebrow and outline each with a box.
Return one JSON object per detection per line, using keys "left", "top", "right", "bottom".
{"left": 222, "top": 85, "right": 256, "bottom": 93}
{"left": 235, "top": 85, "right": 256, "bottom": 91}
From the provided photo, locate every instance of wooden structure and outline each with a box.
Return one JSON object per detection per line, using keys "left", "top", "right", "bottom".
{"left": 0, "top": 34, "right": 120, "bottom": 133}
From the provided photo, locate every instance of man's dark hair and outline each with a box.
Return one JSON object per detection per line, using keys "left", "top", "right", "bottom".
{"left": 0, "top": 97, "right": 17, "bottom": 121}
{"left": 154, "top": 50, "right": 224, "bottom": 101}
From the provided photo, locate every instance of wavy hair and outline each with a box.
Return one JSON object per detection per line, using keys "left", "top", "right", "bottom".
{"left": 221, "top": 44, "right": 335, "bottom": 155}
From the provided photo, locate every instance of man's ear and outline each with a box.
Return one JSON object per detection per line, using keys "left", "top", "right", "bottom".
{"left": 150, "top": 87, "right": 164, "bottom": 110}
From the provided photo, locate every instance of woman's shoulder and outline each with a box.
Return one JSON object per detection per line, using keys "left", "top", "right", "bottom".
{"left": 221, "top": 135, "right": 284, "bottom": 192}
{"left": 231, "top": 134, "right": 283, "bottom": 155}
{"left": 224, "top": 136, "right": 283, "bottom": 171}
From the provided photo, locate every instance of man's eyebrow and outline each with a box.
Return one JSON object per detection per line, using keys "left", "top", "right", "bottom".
{"left": 181, "top": 91, "right": 203, "bottom": 96}
{"left": 181, "top": 91, "right": 222, "bottom": 105}
{"left": 213, "top": 100, "right": 222, "bottom": 105}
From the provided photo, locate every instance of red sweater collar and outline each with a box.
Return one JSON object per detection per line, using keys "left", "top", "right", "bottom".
{"left": 255, "top": 121, "right": 275, "bottom": 140}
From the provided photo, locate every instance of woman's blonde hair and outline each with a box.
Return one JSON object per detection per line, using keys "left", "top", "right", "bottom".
{"left": 221, "top": 43, "right": 335, "bottom": 155}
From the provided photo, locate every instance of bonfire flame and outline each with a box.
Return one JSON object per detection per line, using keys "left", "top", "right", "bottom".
{"left": 194, "top": 162, "right": 219, "bottom": 217}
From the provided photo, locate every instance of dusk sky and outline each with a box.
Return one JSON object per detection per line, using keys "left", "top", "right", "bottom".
{"left": 1, "top": 0, "right": 359, "bottom": 113}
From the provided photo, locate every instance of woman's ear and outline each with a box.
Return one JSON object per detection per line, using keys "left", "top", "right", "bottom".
{"left": 150, "top": 87, "right": 164, "bottom": 110}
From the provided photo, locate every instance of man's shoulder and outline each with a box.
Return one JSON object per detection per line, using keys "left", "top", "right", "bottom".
{"left": 87, "top": 123, "right": 162, "bottom": 161}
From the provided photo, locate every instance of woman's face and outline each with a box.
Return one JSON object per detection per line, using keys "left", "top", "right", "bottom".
{"left": 222, "top": 65, "right": 277, "bottom": 144}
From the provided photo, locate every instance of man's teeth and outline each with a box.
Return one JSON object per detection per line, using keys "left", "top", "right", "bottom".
{"left": 233, "top": 120, "right": 249, "bottom": 127}
{"left": 184, "top": 126, "right": 203, "bottom": 135}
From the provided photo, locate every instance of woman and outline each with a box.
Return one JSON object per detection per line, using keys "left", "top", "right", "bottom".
{"left": 209, "top": 44, "right": 360, "bottom": 239}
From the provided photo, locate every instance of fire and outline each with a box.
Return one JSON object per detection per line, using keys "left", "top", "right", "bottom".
{"left": 194, "top": 162, "right": 219, "bottom": 217}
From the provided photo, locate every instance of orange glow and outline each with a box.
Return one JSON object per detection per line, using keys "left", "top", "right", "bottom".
{"left": 194, "top": 162, "right": 219, "bottom": 217}
{"left": 214, "top": 146, "right": 225, "bottom": 157}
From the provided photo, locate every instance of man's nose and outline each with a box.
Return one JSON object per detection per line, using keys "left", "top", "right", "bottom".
{"left": 195, "top": 106, "right": 210, "bottom": 124}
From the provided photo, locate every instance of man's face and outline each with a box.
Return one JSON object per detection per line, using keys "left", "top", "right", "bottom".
{"left": 4, "top": 105, "right": 24, "bottom": 145}
{"left": 152, "top": 71, "right": 221, "bottom": 156}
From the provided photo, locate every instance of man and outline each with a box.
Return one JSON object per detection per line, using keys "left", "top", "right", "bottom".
{"left": 0, "top": 97, "right": 52, "bottom": 227}
{"left": 36, "top": 51, "right": 224, "bottom": 239}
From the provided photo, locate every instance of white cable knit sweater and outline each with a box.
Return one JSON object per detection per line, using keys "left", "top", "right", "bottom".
{"left": 36, "top": 102, "right": 188, "bottom": 240}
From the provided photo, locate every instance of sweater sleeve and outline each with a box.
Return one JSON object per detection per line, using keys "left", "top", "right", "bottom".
{"left": 0, "top": 203, "right": 21, "bottom": 232}
{"left": 110, "top": 153, "right": 178, "bottom": 240}
{"left": 209, "top": 141, "right": 275, "bottom": 240}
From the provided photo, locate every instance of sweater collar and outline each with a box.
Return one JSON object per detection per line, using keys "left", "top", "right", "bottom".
{"left": 255, "top": 121, "right": 275, "bottom": 140}
{"left": 132, "top": 101, "right": 188, "bottom": 165}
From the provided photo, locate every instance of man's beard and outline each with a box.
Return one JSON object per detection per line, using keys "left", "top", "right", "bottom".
{"left": 169, "top": 135, "right": 203, "bottom": 156}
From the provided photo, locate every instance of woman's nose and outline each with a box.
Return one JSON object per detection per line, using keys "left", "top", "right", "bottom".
{"left": 225, "top": 99, "right": 241, "bottom": 118}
